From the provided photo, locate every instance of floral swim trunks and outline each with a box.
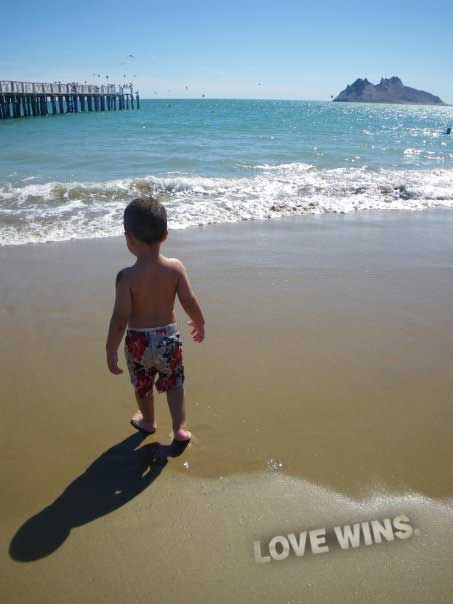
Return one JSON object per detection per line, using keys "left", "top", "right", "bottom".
{"left": 124, "top": 323, "right": 184, "bottom": 397}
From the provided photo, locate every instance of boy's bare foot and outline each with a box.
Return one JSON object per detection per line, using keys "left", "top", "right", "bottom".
{"left": 130, "top": 411, "right": 156, "bottom": 435}
{"left": 173, "top": 428, "right": 192, "bottom": 442}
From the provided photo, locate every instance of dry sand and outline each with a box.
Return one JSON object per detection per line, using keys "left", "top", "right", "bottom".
{"left": 1, "top": 210, "right": 453, "bottom": 603}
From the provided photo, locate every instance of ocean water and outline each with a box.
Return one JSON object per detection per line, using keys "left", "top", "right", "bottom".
{"left": 1, "top": 99, "right": 453, "bottom": 245}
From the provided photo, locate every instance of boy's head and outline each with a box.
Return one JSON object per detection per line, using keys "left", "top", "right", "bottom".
{"left": 123, "top": 197, "right": 168, "bottom": 245}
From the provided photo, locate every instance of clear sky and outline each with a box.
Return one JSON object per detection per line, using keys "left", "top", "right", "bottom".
{"left": 2, "top": 0, "right": 453, "bottom": 102}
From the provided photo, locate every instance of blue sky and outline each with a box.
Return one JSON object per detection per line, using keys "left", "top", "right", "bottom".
{"left": 2, "top": 0, "right": 453, "bottom": 102}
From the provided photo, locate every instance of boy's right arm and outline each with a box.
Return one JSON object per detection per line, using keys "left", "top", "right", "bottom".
{"left": 174, "top": 260, "right": 205, "bottom": 342}
{"left": 106, "top": 268, "right": 132, "bottom": 373}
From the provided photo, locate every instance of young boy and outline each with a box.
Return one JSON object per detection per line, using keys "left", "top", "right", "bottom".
{"left": 106, "top": 197, "right": 205, "bottom": 442}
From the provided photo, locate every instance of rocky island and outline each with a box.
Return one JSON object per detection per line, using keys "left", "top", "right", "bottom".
{"left": 333, "top": 77, "right": 447, "bottom": 105}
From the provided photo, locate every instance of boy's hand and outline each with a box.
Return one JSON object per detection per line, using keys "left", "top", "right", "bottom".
{"left": 188, "top": 320, "right": 205, "bottom": 343}
{"left": 107, "top": 350, "right": 123, "bottom": 375}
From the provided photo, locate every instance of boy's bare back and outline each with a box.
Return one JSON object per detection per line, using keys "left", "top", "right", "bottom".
{"left": 118, "top": 255, "right": 194, "bottom": 329}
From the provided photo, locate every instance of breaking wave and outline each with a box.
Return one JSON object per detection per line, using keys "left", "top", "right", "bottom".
{"left": 1, "top": 163, "right": 453, "bottom": 245}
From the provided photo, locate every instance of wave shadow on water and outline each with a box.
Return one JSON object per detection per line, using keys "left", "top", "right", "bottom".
{"left": 9, "top": 432, "right": 189, "bottom": 562}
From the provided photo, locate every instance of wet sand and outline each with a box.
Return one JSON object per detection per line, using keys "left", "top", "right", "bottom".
{"left": 1, "top": 210, "right": 453, "bottom": 603}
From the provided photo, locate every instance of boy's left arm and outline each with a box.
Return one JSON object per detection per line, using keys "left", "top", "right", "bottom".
{"left": 106, "top": 269, "right": 132, "bottom": 375}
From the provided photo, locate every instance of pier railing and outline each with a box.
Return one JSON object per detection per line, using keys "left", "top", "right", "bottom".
{"left": 0, "top": 80, "right": 131, "bottom": 95}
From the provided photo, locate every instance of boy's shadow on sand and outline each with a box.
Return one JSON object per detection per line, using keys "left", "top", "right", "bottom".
{"left": 9, "top": 433, "right": 188, "bottom": 562}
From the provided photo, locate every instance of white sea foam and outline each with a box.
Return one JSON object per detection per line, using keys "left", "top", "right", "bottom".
{"left": 1, "top": 163, "right": 453, "bottom": 245}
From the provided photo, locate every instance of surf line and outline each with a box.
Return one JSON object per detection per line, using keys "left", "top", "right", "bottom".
{"left": 254, "top": 514, "right": 418, "bottom": 563}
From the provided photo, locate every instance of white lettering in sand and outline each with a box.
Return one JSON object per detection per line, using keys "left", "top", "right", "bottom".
{"left": 254, "top": 514, "right": 416, "bottom": 563}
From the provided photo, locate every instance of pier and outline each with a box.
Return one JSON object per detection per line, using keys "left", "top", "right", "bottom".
{"left": 0, "top": 81, "right": 140, "bottom": 119}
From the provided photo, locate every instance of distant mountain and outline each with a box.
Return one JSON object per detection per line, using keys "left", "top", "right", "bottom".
{"left": 333, "top": 77, "right": 447, "bottom": 106}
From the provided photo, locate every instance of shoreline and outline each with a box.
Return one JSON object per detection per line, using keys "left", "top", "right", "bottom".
{"left": 2, "top": 205, "right": 453, "bottom": 250}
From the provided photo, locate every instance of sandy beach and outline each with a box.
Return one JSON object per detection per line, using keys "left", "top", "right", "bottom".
{"left": 1, "top": 209, "right": 453, "bottom": 603}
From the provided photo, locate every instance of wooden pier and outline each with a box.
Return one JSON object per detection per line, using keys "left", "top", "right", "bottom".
{"left": 0, "top": 81, "right": 140, "bottom": 119}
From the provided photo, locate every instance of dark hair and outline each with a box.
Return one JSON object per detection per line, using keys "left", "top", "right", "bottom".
{"left": 123, "top": 197, "right": 167, "bottom": 243}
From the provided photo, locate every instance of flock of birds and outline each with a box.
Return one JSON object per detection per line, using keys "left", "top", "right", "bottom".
{"left": 81, "top": 53, "right": 267, "bottom": 98}
{"left": 83, "top": 55, "right": 137, "bottom": 85}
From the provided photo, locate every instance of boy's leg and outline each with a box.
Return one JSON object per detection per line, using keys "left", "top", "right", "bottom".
{"left": 131, "top": 388, "right": 157, "bottom": 434}
{"left": 166, "top": 386, "right": 191, "bottom": 442}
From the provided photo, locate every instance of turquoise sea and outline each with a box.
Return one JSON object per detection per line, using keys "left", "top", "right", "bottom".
{"left": 1, "top": 99, "right": 452, "bottom": 245}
